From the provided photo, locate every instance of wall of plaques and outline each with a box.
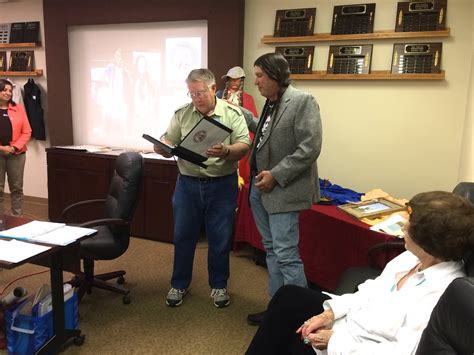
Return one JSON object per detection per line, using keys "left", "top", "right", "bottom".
{"left": 0, "top": 21, "right": 43, "bottom": 77}
{"left": 264, "top": 1, "right": 449, "bottom": 80}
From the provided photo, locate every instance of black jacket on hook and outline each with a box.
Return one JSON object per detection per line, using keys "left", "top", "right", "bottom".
{"left": 23, "top": 78, "right": 46, "bottom": 140}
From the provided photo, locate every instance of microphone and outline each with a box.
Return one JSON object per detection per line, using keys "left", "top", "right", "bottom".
{"left": 0, "top": 287, "right": 28, "bottom": 307}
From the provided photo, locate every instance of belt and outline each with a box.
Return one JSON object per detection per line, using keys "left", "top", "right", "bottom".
{"left": 180, "top": 173, "right": 236, "bottom": 183}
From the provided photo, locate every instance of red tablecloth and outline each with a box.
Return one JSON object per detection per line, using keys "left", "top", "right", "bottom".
{"left": 234, "top": 185, "right": 400, "bottom": 291}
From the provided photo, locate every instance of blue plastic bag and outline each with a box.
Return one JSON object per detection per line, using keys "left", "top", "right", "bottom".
{"left": 5, "top": 292, "right": 78, "bottom": 355}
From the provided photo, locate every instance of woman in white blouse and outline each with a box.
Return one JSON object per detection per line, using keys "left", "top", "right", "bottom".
{"left": 246, "top": 191, "right": 474, "bottom": 355}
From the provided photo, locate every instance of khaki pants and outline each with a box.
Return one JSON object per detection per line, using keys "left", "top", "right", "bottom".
{"left": 0, "top": 153, "right": 26, "bottom": 217}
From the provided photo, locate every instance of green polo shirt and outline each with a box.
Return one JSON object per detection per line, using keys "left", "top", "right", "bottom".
{"left": 164, "top": 98, "right": 251, "bottom": 177}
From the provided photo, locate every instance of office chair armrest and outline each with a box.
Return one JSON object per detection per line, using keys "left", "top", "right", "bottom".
{"left": 79, "top": 218, "right": 129, "bottom": 229}
{"left": 61, "top": 199, "right": 107, "bottom": 222}
{"left": 368, "top": 240, "right": 406, "bottom": 270}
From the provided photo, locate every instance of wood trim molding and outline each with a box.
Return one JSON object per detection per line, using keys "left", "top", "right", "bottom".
{"left": 43, "top": 0, "right": 245, "bottom": 146}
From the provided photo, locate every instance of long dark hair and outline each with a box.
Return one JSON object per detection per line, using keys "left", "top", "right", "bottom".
{"left": 254, "top": 53, "right": 291, "bottom": 88}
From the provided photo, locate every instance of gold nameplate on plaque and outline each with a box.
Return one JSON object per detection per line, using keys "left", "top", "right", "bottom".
{"left": 9, "top": 50, "right": 34, "bottom": 71}
{"left": 274, "top": 8, "right": 316, "bottom": 37}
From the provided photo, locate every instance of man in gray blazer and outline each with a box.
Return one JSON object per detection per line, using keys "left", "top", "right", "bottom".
{"left": 245, "top": 53, "right": 323, "bottom": 326}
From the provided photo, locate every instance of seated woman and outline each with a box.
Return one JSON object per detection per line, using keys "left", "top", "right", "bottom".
{"left": 246, "top": 191, "right": 474, "bottom": 355}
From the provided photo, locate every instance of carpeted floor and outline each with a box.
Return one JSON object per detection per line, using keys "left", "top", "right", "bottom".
{"left": 0, "top": 197, "right": 269, "bottom": 354}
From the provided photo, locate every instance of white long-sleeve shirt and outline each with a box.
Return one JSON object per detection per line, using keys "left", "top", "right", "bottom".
{"left": 315, "top": 251, "right": 465, "bottom": 355}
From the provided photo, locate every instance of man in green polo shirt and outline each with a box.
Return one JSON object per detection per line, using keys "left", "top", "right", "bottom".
{"left": 153, "top": 68, "right": 250, "bottom": 308}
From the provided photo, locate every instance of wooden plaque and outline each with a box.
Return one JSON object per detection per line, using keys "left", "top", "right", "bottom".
{"left": 9, "top": 22, "right": 25, "bottom": 43}
{"left": 274, "top": 8, "right": 316, "bottom": 37}
{"left": 275, "top": 46, "right": 314, "bottom": 74}
{"left": 0, "top": 23, "right": 10, "bottom": 44}
{"left": 395, "top": 0, "right": 447, "bottom": 32}
{"left": 331, "top": 3, "right": 376, "bottom": 35}
{"left": 23, "top": 21, "right": 40, "bottom": 44}
{"left": 391, "top": 42, "right": 442, "bottom": 74}
{"left": 8, "top": 50, "right": 34, "bottom": 71}
{"left": 327, "top": 44, "right": 373, "bottom": 74}
{"left": 0, "top": 51, "right": 6, "bottom": 71}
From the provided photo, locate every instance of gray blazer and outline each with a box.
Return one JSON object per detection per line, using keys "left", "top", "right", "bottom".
{"left": 246, "top": 85, "right": 322, "bottom": 214}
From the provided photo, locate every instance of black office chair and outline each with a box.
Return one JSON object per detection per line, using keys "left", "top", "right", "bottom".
{"left": 61, "top": 152, "right": 143, "bottom": 304}
{"left": 416, "top": 252, "right": 474, "bottom": 355}
{"left": 334, "top": 239, "right": 405, "bottom": 295}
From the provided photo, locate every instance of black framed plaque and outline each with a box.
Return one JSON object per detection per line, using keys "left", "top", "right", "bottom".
{"left": 23, "top": 21, "right": 40, "bottom": 44}
{"left": 9, "top": 22, "right": 25, "bottom": 43}
{"left": 8, "top": 50, "right": 34, "bottom": 71}
{"left": 395, "top": 1, "right": 447, "bottom": 32}
{"left": 391, "top": 42, "right": 442, "bottom": 74}
{"left": 0, "top": 23, "right": 10, "bottom": 44}
{"left": 274, "top": 8, "right": 316, "bottom": 37}
{"left": 327, "top": 45, "right": 373, "bottom": 74}
{"left": 0, "top": 51, "right": 6, "bottom": 71}
{"left": 275, "top": 46, "right": 314, "bottom": 74}
{"left": 331, "top": 3, "right": 376, "bottom": 35}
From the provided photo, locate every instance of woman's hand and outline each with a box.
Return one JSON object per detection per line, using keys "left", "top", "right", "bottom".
{"left": 307, "top": 329, "right": 333, "bottom": 349}
{"left": 296, "top": 309, "right": 335, "bottom": 349}
{"left": 0, "top": 145, "right": 13, "bottom": 156}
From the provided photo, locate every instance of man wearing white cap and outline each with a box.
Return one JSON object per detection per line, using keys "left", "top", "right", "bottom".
{"left": 217, "top": 66, "right": 258, "bottom": 183}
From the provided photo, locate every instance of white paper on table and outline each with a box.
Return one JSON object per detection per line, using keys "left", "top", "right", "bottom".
{"left": 0, "top": 239, "right": 51, "bottom": 263}
{"left": 0, "top": 221, "right": 65, "bottom": 240}
{"left": 30, "top": 225, "right": 97, "bottom": 246}
{"left": 370, "top": 214, "right": 407, "bottom": 237}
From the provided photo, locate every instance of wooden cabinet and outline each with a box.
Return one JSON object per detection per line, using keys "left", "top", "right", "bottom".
{"left": 261, "top": 29, "right": 450, "bottom": 80}
{"left": 46, "top": 148, "right": 178, "bottom": 243}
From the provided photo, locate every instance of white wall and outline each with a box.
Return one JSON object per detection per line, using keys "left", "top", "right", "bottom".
{"left": 244, "top": 0, "right": 473, "bottom": 198}
{"left": 1, "top": 0, "right": 472, "bottom": 200}
{"left": 0, "top": 0, "right": 48, "bottom": 199}
{"left": 457, "top": 5, "right": 474, "bottom": 182}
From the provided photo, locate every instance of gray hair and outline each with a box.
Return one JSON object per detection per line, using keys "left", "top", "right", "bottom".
{"left": 186, "top": 68, "right": 216, "bottom": 87}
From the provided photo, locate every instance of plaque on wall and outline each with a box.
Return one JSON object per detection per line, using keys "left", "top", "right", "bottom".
{"left": 275, "top": 46, "right": 314, "bottom": 74}
{"left": 395, "top": 1, "right": 447, "bottom": 32}
{"left": 327, "top": 45, "right": 373, "bottom": 74}
{"left": 274, "top": 8, "right": 316, "bottom": 37}
{"left": 0, "top": 23, "right": 10, "bottom": 44}
{"left": 0, "top": 51, "right": 6, "bottom": 71}
{"left": 23, "top": 21, "right": 40, "bottom": 44}
{"left": 9, "top": 22, "right": 25, "bottom": 43}
{"left": 8, "top": 50, "right": 34, "bottom": 71}
{"left": 331, "top": 3, "right": 376, "bottom": 35}
{"left": 391, "top": 42, "right": 442, "bottom": 74}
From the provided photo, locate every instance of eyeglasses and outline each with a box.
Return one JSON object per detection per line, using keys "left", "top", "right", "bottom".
{"left": 187, "top": 88, "right": 210, "bottom": 99}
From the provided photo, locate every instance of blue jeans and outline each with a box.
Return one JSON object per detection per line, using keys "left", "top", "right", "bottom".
{"left": 249, "top": 184, "right": 308, "bottom": 297}
{"left": 171, "top": 174, "right": 238, "bottom": 290}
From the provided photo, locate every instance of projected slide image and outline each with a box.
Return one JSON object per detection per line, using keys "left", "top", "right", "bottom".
{"left": 69, "top": 20, "right": 208, "bottom": 149}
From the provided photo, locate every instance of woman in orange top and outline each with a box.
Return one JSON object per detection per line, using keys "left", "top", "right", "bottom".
{"left": 0, "top": 79, "right": 32, "bottom": 216}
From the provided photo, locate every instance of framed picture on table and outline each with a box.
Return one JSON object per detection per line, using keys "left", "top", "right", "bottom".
{"left": 338, "top": 198, "right": 406, "bottom": 219}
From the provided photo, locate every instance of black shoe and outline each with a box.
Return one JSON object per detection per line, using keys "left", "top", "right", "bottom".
{"left": 247, "top": 310, "right": 266, "bottom": 326}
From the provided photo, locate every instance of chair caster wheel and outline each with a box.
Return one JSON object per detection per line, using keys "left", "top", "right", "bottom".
{"left": 73, "top": 334, "right": 85, "bottom": 346}
{"left": 123, "top": 294, "right": 131, "bottom": 304}
{"left": 117, "top": 276, "right": 125, "bottom": 285}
